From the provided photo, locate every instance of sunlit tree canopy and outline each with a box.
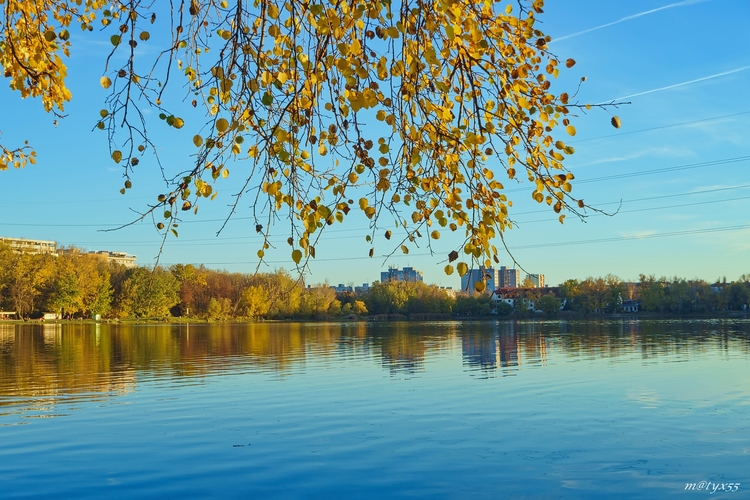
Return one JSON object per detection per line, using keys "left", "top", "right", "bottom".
{"left": 0, "top": 0, "right": 620, "bottom": 287}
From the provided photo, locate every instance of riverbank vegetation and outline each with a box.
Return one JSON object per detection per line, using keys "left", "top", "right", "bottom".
{"left": 559, "top": 275, "right": 749, "bottom": 315}
{"left": 0, "top": 244, "right": 747, "bottom": 320}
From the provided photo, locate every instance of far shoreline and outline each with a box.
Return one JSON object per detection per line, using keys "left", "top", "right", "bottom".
{"left": 1, "top": 310, "right": 748, "bottom": 327}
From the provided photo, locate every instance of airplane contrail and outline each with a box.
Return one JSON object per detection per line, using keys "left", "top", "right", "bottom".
{"left": 554, "top": 0, "right": 709, "bottom": 42}
{"left": 601, "top": 66, "right": 750, "bottom": 103}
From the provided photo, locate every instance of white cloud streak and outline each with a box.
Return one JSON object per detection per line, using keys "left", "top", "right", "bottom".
{"left": 601, "top": 66, "right": 750, "bottom": 103}
{"left": 554, "top": 0, "right": 710, "bottom": 42}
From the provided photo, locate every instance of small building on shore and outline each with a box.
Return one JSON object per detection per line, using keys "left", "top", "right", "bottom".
{"left": 621, "top": 300, "right": 639, "bottom": 313}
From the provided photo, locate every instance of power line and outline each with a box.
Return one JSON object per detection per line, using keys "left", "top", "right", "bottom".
{"left": 7, "top": 189, "right": 749, "bottom": 247}
{"left": 154, "top": 224, "right": 750, "bottom": 267}
{"left": 51, "top": 192, "right": 750, "bottom": 247}
{"left": 3, "top": 156, "right": 748, "bottom": 229}
{"left": 508, "top": 224, "right": 750, "bottom": 250}
{"left": 570, "top": 110, "right": 750, "bottom": 144}
{"left": 511, "top": 183, "right": 750, "bottom": 216}
{"left": 515, "top": 195, "right": 750, "bottom": 225}
{"left": 503, "top": 156, "right": 750, "bottom": 193}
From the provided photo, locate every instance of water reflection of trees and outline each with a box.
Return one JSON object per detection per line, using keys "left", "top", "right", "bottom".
{"left": 0, "top": 323, "right": 137, "bottom": 409}
{"left": 2, "top": 320, "right": 749, "bottom": 410}
{"left": 456, "top": 320, "right": 750, "bottom": 373}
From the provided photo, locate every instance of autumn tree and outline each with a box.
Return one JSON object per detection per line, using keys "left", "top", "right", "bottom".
{"left": 239, "top": 284, "right": 271, "bottom": 318}
{"left": 298, "top": 285, "right": 337, "bottom": 318}
{"left": 2, "top": 252, "right": 56, "bottom": 318}
{"left": 1, "top": 0, "right": 621, "bottom": 282}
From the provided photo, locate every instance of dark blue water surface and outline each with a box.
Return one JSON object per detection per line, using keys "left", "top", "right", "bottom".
{"left": 1, "top": 320, "right": 749, "bottom": 499}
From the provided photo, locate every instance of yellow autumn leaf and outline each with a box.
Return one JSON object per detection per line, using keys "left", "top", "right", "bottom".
{"left": 216, "top": 118, "right": 229, "bottom": 133}
{"left": 457, "top": 262, "right": 468, "bottom": 277}
{"left": 291, "top": 249, "right": 302, "bottom": 264}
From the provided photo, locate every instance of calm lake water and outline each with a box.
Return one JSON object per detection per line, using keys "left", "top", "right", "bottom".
{"left": 1, "top": 320, "right": 749, "bottom": 499}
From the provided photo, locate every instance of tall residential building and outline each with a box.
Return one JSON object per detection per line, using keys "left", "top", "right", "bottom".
{"left": 0, "top": 237, "right": 57, "bottom": 255}
{"left": 525, "top": 273, "right": 545, "bottom": 288}
{"left": 499, "top": 266, "right": 521, "bottom": 288}
{"left": 380, "top": 266, "right": 423, "bottom": 283}
{"left": 461, "top": 267, "right": 499, "bottom": 293}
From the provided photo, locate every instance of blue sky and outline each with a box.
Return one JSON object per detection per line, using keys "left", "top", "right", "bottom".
{"left": 1, "top": 0, "right": 749, "bottom": 288}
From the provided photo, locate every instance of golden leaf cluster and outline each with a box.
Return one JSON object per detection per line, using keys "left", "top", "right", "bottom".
{"left": 1, "top": 0, "right": 607, "bottom": 275}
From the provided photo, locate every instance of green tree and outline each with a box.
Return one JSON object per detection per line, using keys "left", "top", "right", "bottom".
{"left": 365, "top": 281, "right": 413, "bottom": 315}
{"left": 454, "top": 294, "right": 492, "bottom": 316}
{"left": 558, "top": 278, "right": 579, "bottom": 311}
{"left": 725, "top": 283, "right": 749, "bottom": 311}
{"left": 495, "top": 301, "right": 513, "bottom": 316}
{"left": 47, "top": 273, "right": 81, "bottom": 317}
{"left": 638, "top": 274, "right": 666, "bottom": 313}
{"left": 115, "top": 267, "right": 179, "bottom": 318}
{"left": 537, "top": 294, "right": 561, "bottom": 316}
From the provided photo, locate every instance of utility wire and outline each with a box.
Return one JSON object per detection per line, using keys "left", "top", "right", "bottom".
{"left": 55, "top": 191, "right": 750, "bottom": 248}
{"left": 155, "top": 223, "right": 750, "bottom": 267}
{"left": 3, "top": 157, "right": 748, "bottom": 229}
{"left": 569, "top": 110, "right": 750, "bottom": 144}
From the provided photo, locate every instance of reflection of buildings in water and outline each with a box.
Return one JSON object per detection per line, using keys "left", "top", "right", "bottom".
{"left": 461, "top": 322, "right": 554, "bottom": 372}
{"left": 498, "top": 332, "right": 520, "bottom": 368}
{"left": 461, "top": 326, "right": 521, "bottom": 372}
{"left": 628, "top": 321, "right": 640, "bottom": 347}
{"left": 462, "top": 332, "right": 499, "bottom": 370}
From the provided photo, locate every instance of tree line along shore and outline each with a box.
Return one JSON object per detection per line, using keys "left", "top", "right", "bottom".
{"left": 0, "top": 245, "right": 748, "bottom": 321}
